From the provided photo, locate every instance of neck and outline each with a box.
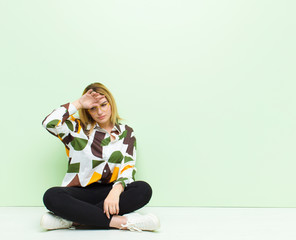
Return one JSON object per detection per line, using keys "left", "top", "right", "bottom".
{"left": 98, "top": 121, "right": 113, "bottom": 131}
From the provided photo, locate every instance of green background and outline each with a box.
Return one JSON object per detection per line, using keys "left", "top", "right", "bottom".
{"left": 0, "top": 0, "right": 295, "bottom": 207}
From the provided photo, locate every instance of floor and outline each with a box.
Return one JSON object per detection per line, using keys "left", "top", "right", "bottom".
{"left": 1, "top": 207, "right": 296, "bottom": 240}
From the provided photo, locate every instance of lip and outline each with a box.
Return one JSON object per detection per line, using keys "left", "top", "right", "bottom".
{"left": 98, "top": 115, "right": 105, "bottom": 120}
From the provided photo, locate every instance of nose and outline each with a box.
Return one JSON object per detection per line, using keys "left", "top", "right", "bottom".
{"left": 97, "top": 107, "right": 103, "bottom": 115}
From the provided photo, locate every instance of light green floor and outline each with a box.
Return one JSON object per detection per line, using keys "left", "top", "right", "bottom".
{"left": 1, "top": 207, "right": 296, "bottom": 240}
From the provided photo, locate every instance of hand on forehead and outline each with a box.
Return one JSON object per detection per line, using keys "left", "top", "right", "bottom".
{"left": 97, "top": 96, "right": 108, "bottom": 104}
{"left": 88, "top": 89, "right": 108, "bottom": 105}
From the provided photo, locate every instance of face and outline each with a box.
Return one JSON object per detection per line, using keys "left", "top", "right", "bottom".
{"left": 88, "top": 96, "right": 112, "bottom": 127}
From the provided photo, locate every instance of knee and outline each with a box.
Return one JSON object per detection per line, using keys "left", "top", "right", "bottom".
{"left": 43, "top": 187, "right": 65, "bottom": 212}
{"left": 133, "top": 181, "right": 153, "bottom": 204}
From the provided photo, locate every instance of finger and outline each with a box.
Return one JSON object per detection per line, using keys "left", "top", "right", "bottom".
{"left": 104, "top": 203, "right": 109, "bottom": 219}
{"left": 103, "top": 203, "right": 107, "bottom": 213}
{"left": 109, "top": 205, "right": 115, "bottom": 215}
{"left": 90, "top": 103, "right": 99, "bottom": 108}
{"left": 96, "top": 96, "right": 107, "bottom": 102}
{"left": 93, "top": 93, "right": 104, "bottom": 99}
{"left": 86, "top": 89, "right": 93, "bottom": 95}
{"left": 106, "top": 208, "right": 110, "bottom": 219}
{"left": 91, "top": 92, "right": 104, "bottom": 100}
{"left": 113, "top": 205, "right": 117, "bottom": 215}
{"left": 116, "top": 204, "right": 119, "bottom": 215}
{"left": 112, "top": 204, "right": 117, "bottom": 215}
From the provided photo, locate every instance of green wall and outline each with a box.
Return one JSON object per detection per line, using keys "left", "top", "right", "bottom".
{"left": 0, "top": 0, "right": 295, "bottom": 206}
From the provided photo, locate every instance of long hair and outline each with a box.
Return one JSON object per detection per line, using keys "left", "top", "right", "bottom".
{"left": 79, "top": 83, "right": 123, "bottom": 135}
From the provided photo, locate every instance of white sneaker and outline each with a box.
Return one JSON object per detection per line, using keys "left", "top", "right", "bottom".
{"left": 121, "top": 212, "right": 160, "bottom": 232}
{"left": 40, "top": 212, "right": 73, "bottom": 230}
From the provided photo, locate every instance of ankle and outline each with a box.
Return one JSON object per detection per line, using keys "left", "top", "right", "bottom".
{"left": 109, "top": 215, "right": 128, "bottom": 229}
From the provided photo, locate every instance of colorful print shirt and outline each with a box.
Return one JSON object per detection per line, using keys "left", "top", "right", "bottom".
{"left": 42, "top": 103, "right": 137, "bottom": 188}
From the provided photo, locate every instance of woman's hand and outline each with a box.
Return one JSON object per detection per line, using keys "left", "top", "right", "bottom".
{"left": 72, "top": 89, "right": 105, "bottom": 110}
{"left": 103, "top": 184, "right": 124, "bottom": 219}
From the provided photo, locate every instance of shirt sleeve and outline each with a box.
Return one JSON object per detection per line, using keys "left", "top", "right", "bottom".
{"left": 113, "top": 126, "right": 137, "bottom": 188}
{"left": 42, "top": 102, "right": 79, "bottom": 138}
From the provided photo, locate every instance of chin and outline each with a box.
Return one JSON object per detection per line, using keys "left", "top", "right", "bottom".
{"left": 97, "top": 117, "right": 110, "bottom": 124}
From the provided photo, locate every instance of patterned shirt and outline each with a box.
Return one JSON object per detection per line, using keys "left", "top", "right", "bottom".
{"left": 42, "top": 102, "right": 137, "bottom": 188}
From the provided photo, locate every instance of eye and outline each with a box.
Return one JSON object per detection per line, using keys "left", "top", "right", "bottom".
{"left": 101, "top": 103, "right": 107, "bottom": 107}
{"left": 90, "top": 107, "right": 96, "bottom": 111}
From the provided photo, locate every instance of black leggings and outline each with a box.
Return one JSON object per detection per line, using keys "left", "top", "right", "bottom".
{"left": 43, "top": 181, "right": 152, "bottom": 229}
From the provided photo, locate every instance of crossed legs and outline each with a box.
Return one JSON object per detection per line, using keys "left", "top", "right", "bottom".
{"left": 43, "top": 181, "right": 152, "bottom": 229}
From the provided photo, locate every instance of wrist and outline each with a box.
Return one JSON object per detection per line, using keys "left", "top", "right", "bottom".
{"left": 72, "top": 99, "right": 82, "bottom": 110}
{"left": 112, "top": 183, "right": 124, "bottom": 193}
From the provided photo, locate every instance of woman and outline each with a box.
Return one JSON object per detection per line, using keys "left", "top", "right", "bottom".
{"left": 41, "top": 82, "right": 160, "bottom": 232}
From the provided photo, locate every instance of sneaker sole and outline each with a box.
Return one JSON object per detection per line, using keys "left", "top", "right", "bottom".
{"left": 146, "top": 213, "right": 161, "bottom": 231}
{"left": 40, "top": 212, "right": 71, "bottom": 230}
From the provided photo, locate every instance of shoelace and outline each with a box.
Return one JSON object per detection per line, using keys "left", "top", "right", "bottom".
{"left": 120, "top": 221, "right": 142, "bottom": 232}
{"left": 56, "top": 216, "right": 72, "bottom": 228}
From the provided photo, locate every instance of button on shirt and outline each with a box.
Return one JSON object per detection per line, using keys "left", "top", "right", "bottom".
{"left": 42, "top": 102, "right": 137, "bottom": 188}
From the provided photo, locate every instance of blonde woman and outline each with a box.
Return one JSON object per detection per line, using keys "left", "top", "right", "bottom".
{"left": 41, "top": 82, "right": 160, "bottom": 232}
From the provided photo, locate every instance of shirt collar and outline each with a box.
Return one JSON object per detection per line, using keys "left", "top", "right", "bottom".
{"left": 113, "top": 123, "right": 122, "bottom": 134}
{"left": 94, "top": 122, "right": 122, "bottom": 134}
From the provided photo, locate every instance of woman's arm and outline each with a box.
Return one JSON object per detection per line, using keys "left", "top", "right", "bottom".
{"left": 42, "top": 89, "right": 104, "bottom": 137}
{"left": 104, "top": 126, "right": 137, "bottom": 219}
{"left": 72, "top": 99, "right": 83, "bottom": 110}
{"left": 103, "top": 183, "right": 124, "bottom": 219}
{"left": 42, "top": 102, "right": 78, "bottom": 137}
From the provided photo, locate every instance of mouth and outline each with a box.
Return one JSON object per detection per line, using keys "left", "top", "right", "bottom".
{"left": 98, "top": 115, "right": 105, "bottom": 120}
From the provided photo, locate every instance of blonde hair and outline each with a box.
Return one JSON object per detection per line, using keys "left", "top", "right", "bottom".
{"left": 79, "top": 83, "right": 123, "bottom": 135}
